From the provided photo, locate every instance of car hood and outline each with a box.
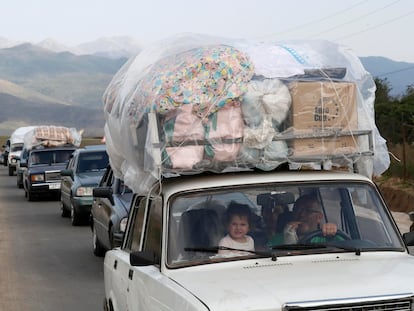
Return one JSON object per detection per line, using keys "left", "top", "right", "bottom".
{"left": 28, "top": 163, "right": 67, "bottom": 173}
{"left": 77, "top": 172, "right": 104, "bottom": 185}
{"left": 169, "top": 252, "right": 414, "bottom": 310}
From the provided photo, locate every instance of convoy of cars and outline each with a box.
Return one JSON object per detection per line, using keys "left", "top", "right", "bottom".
{"left": 60, "top": 145, "right": 109, "bottom": 225}
{"left": 3, "top": 35, "right": 414, "bottom": 311}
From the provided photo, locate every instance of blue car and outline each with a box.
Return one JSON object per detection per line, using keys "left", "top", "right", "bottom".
{"left": 60, "top": 145, "right": 109, "bottom": 226}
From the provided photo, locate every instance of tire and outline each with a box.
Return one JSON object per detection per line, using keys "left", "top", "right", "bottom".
{"left": 92, "top": 225, "right": 106, "bottom": 257}
{"left": 8, "top": 166, "right": 13, "bottom": 176}
{"left": 60, "top": 201, "right": 70, "bottom": 218}
{"left": 27, "top": 190, "right": 35, "bottom": 202}
{"left": 70, "top": 203, "right": 82, "bottom": 226}
{"left": 109, "top": 226, "right": 115, "bottom": 250}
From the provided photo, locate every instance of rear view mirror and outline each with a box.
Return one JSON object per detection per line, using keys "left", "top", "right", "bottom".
{"left": 60, "top": 169, "right": 74, "bottom": 178}
{"left": 93, "top": 187, "right": 114, "bottom": 205}
{"left": 403, "top": 231, "right": 414, "bottom": 246}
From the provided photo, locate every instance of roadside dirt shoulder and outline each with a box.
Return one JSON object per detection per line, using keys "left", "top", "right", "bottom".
{"left": 376, "top": 177, "right": 414, "bottom": 232}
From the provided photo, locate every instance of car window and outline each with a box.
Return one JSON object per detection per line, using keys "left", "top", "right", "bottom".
{"left": 77, "top": 151, "right": 109, "bottom": 173}
{"left": 98, "top": 166, "right": 112, "bottom": 187}
{"left": 143, "top": 197, "right": 162, "bottom": 262}
{"left": 167, "top": 181, "right": 404, "bottom": 267}
{"left": 125, "top": 196, "right": 147, "bottom": 252}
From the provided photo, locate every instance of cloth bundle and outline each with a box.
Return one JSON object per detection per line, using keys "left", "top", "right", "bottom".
{"left": 24, "top": 125, "right": 82, "bottom": 149}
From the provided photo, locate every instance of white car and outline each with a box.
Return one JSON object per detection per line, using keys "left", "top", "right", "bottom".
{"left": 103, "top": 171, "right": 414, "bottom": 311}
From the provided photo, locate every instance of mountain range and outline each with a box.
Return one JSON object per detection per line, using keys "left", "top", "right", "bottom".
{"left": 0, "top": 36, "right": 413, "bottom": 136}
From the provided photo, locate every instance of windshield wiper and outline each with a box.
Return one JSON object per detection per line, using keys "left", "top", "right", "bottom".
{"left": 271, "top": 243, "right": 363, "bottom": 256}
{"left": 324, "top": 243, "right": 362, "bottom": 256}
{"left": 184, "top": 246, "right": 272, "bottom": 257}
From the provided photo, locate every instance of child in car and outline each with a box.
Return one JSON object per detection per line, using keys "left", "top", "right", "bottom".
{"left": 218, "top": 201, "right": 255, "bottom": 255}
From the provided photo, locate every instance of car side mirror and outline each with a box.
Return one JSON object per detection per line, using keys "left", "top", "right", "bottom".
{"left": 60, "top": 169, "right": 73, "bottom": 178}
{"left": 130, "top": 251, "right": 159, "bottom": 266}
{"left": 403, "top": 231, "right": 414, "bottom": 246}
{"left": 93, "top": 187, "right": 114, "bottom": 205}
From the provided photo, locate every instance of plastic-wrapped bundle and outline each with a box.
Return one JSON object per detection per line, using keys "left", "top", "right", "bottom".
{"left": 103, "top": 33, "right": 389, "bottom": 195}
{"left": 24, "top": 125, "right": 82, "bottom": 150}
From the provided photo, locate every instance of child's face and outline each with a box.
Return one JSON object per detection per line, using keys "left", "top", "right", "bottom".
{"left": 227, "top": 215, "right": 250, "bottom": 242}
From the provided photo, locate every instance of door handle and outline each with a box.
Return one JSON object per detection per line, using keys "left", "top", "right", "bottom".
{"left": 128, "top": 269, "right": 133, "bottom": 280}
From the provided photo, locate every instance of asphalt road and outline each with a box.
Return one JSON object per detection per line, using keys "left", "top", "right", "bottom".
{"left": 0, "top": 166, "right": 105, "bottom": 311}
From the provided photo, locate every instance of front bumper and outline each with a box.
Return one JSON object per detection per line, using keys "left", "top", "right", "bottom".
{"left": 72, "top": 196, "right": 93, "bottom": 215}
{"left": 29, "top": 182, "right": 61, "bottom": 194}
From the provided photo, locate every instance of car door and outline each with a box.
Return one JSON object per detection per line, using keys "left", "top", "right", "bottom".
{"left": 93, "top": 167, "right": 114, "bottom": 249}
{"left": 125, "top": 195, "right": 164, "bottom": 311}
{"left": 60, "top": 154, "right": 75, "bottom": 209}
{"left": 104, "top": 195, "right": 147, "bottom": 311}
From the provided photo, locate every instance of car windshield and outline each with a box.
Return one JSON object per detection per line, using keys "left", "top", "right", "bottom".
{"left": 77, "top": 151, "right": 109, "bottom": 173}
{"left": 167, "top": 181, "right": 405, "bottom": 267}
{"left": 11, "top": 144, "right": 23, "bottom": 152}
{"left": 31, "top": 150, "right": 74, "bottom": 165}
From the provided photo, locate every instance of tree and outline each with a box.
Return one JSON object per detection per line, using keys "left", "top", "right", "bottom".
{"left": 374, "top": 78, "right": 400, "bottom": 143}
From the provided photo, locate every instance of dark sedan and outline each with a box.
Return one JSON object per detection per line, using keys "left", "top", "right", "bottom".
{"left": 60, "top": 145, "right": 109, "bottom": 225}
{"left": 90, "top": 165, "right": 132, "bottom": 256}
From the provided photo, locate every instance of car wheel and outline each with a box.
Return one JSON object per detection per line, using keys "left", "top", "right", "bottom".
{"left": 70, "top": 203, "right": 82, "bottom": 226}
{"left": 8, "top": 166, "right": 13, "bottom": 176}
{"left": 92, "top": 225, "right": 106, "bottom": 257}
{"left": 60, "top": 201, "right": 70, "bottom": 218}
{"left": 109, "top": 226, "right": 115, "bottom": 249}
{"left": 27, "top": 190, "right": 35, "bottom": 202}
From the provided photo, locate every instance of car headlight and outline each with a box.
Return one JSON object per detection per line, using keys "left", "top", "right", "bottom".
{"left": 119, "top": 217, "right": 128, "bottom": 233}
{"left": 76, "top": 186, "right": 94, "bottom": 196}
{"left": 30, "top": 174, "right": 44, "bottom": 182}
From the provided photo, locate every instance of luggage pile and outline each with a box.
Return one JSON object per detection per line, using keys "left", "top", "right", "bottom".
{"left": 24, "top": 125, "right": 82, "bottom": 150}
{"left": 103, "top": 34, "right": 390, "bottom": 194}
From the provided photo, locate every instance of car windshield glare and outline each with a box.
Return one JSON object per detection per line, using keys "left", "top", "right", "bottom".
{"left": 167, "top": 181, "right": 404, "bottom": 267}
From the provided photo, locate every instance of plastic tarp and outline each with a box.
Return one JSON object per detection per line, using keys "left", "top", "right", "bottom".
{"left": 10, "top": 126, "right": 38, "bottom": 145}
{"left": 23, "top": 125, "right": 82, "bottom": 150}
{"left": 102, "top": 33, "right": 390, "bottom": 195}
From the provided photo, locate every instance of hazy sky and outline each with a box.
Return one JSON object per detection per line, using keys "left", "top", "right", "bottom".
{"left": 1, "top": 0, "right": 414, "bottom": 62}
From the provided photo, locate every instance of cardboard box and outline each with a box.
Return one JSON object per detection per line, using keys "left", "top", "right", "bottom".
{"left": 292, "top": 135, "right": 358, "bottom": 157}
{"left": 288, "top": 81, "right": 358, "bottom": 156}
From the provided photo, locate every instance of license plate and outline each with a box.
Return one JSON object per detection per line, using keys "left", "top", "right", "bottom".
{"left": 49, "top": 182, "right": 61, "bottom": 189}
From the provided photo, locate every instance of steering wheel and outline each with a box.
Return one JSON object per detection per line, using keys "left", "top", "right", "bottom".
{"left": 299, "top": 229, "right": 351, "bottom": 244}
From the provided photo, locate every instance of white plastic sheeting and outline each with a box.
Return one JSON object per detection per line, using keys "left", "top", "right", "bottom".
{"left": 102, "top": 33, "right": 390, "bottom": 195}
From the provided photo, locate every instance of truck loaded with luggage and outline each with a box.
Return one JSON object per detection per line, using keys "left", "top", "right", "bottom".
{"left": 101, "top": 34, "right": 414, "bottom": 311}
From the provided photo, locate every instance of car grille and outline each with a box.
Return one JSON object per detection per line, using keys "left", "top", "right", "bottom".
{"left": 45, "top": 170, "right": 61, "bottom": 182}
{"left": 284, "top": 294, "right": 413, "bottom": 310}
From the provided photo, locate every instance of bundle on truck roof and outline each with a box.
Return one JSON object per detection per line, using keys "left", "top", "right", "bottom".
{"left": 24, "top": 125, "right": 82, "bottom": 150}
{"left": 10, "top": 126, "right": 38, "bottom": 145}
{"left": 102, "top": 33, "right": 390, "bottom": 195}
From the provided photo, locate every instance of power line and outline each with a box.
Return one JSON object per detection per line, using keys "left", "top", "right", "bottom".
{"left": 337, "top": 9, "right": 414, "bottom": 40}
{"left": 270, "top": 0, "right": 369, "bottom": 36}
{"left": 376, "top": 66, "right": 414, "bottom": 77}
{"left": 309, "top": 0, "right": 401, "bottom": 37}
